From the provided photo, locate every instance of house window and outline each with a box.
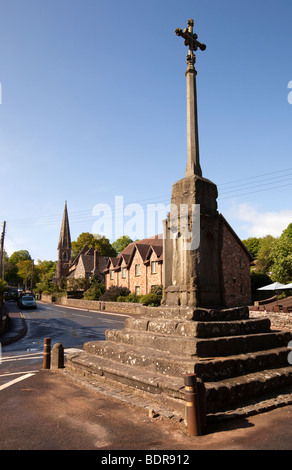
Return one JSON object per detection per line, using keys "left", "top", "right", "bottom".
{"left": 135, "top": 286, "right": 141, "bottom": 295}
{"left": 63, "top": 252, "right": 67, "bottom": 260}
{"left": 122, "top": 267, "right": 126, "bottom": 279}
{"left": 151, "top": 261, "right": 157, "bottom": 274}
{"left": 135, "top": 264, "right": 140, "bottom": 277}
{"left": 240, "top": 284, "right": 245, "bottom": 295}
{"left": 110, "top": 270, "right": 114, "bottom": 280}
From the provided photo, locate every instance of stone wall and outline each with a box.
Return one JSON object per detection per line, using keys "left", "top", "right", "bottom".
{"left": 250, "top": 309, "right": 292, "bottom": 332}
{"left": 221, "top": 221, "right": 252, "bottom": 307}
{"left": 40, "top": 294, "right": 145, "bottom": 315}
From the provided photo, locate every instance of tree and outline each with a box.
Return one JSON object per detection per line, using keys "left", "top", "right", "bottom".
{"left": 71, "top": 232, "right": 116, "bottom": 259}
{"left": 17, "top": 259, "right": 34, "bottom": 290}
{"left": 83, "top": 275, "right": 105, "bottom": 300}
{"left": 242, "top": 237, "right": 262, "bottom": 259}
{"left": 254, "top": 235, "right": 277, "bottom": 273}
{"left": 34, "top": 260, "right": 57, "bottom": 293}
{"left": 9, "top": 250, "right": 31, "bottom": 264}
{"left": 270, "top": 225, "right": 292, "bottom": 284}
{"left": 112, "top": 235, "right": 133, "bottom": 254}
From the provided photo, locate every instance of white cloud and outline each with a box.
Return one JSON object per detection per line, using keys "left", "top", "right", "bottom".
{"left": 229, "top": 203, "right": 292, "bottom": 238}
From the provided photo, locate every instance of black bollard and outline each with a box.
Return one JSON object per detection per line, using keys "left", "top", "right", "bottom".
{"left": 43, "top": 337, "right": 51, "bottom": 369}
{"left": 184, "top": 373, "right": 202, "bottom": 436}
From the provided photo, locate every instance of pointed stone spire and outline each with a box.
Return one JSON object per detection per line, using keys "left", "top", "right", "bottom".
{"left": 58, "top": 201, "right": 71, "bottom": 250}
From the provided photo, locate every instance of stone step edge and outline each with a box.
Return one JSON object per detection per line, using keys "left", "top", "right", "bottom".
{"left": 66, "top": 351, "right": 185, "bottom": 396}
{"left": 145, "top": 306, "right": 250, "bottom": 321}
{"left": 67, "top": 350, "right": 292, "bottom": 399}
{"left": 60, "top": 367, "right": 292, "bottom": 427}
{"left": 204, "top": 365, "right": 292, "bottom": 391}
{"left": 105, "top": 328, "right": 291, "bottom": 357}
{"left": 207, "top": 384, "right": 292, "bottom": 423}
{"left": 125, "top": 316, "right": 271, "bottom": 338}
{"left": 60, "top": 368, "right": 184, "bottom": 422}
{"left": 84, "top": 339, "right": 291, "bottom": 381}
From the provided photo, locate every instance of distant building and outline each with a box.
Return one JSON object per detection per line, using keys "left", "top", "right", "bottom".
{"left": 55, "top": 201, "right": 72, "bottom": 281}
{"left": 104, "top": 235, "right": 163, "bottom": 296}
{"left": 55, "top": 202, "right": 107, "bottom": 285}
{"left": 67, "top": 245, "right": 108, "bottom": 283}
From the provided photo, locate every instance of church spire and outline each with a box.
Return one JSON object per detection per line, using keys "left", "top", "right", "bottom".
{"left": 55, "top": 201, "right": 72, "bottom": 282}
{"left": 58, "top": 201, "right": 71, "bottom": 250}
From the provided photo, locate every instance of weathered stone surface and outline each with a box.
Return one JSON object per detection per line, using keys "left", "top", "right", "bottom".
{"left": 65, "top": 305, "right": 292, "bottom": 420}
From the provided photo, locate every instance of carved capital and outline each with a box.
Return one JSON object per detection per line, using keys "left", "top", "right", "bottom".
{"left": 186, "top": 54, "right": 197, "bottom": 74}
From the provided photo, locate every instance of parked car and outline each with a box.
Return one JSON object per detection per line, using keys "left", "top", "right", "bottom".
{"left": 19, "top": 295, "right": 37, "bottom": 309}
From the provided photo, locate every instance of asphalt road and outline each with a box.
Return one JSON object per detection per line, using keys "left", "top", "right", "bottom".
{"left": 0, "top": 300, "right": 128, "bottom": 395}
{"left": 1, "top": 301, "right": 292, "bottom": 453}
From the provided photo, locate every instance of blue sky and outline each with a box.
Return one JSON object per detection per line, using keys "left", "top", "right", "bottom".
{"left": 0, "top": 0, "right": 292, "bottom": 261}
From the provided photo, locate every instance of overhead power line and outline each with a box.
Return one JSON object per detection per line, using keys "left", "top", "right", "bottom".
{"left": 3, "top": 167, "right": 292, "bottom": 229}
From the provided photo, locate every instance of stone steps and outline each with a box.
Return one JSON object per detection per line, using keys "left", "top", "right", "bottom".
{"left": 65, "top": 306, "right": 292, "bottom": 419}
{"left": 66, "top": 350, "right": 292, "bottom": 416}
{"left": 105, "top": 327, "right": 291, "bottom": 358}
{"left": 205, "top": 366, "right": 292, "bottom": 413}
{"left": 195, "top": 347, "right": 291, "bottom": 381}
{"left": 66, "top": 351, "right": 186, "bottom": 414}
{"left": 83, "top": 339, "right": 291, "bottom": 383}
{"left": 125, "top": 316, "right": 271, "bottom": 338}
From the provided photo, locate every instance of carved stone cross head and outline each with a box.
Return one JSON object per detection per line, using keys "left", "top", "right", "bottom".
{"left": 175, "top": 19, "right": 206, "bottom": 68}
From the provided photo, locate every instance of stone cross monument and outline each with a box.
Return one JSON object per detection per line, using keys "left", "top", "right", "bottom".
{"left": 163, "top": 19, "right": 223, "bottom": 308}
{"left": 175, "top": 19, "right": 206, "bottom": 178}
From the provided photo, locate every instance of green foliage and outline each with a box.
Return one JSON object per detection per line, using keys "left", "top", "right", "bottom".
{"left": 67, "top": 277, "right": 90, "bottom": 292}
{"left": 255, "top": 235, "right": 277, "bottom": 273}
{"left": 250, "top": 272, "right": 272, "bottom": 299}
{"left": 9, "top": 250, "right": 31, "bottom": 264}
{"left": 117, "top": 292, "right": 141, "bottom": 303}
{"left": 242, "top": 237, "right": 262, "bottom": 259}
{"left": 270, "top": 227, "right": 292, "bottom": 284}
{"left": 99, "top": 286, "right": 130, "bottom": 301}
{"left": 243, "top": 224, "right": 292, "bottom": 286}
{"left": 71, "top": 232, "right": 117, "bottom": 259}
{"left": 112, "top": 235, "right": 133, "bottom": 254}
{"left": 138, "top": 292, "right": 161, "bottom": 306}
{"left": 83, "top": 276, "right": 106, "bottom": 300}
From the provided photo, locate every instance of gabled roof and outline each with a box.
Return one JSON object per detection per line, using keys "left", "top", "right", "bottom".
{"left": 104, "top": 235, "right": 163, "bottom": 272}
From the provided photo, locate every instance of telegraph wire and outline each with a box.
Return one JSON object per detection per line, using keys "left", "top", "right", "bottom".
{"left": 3, "top": 167, "right": 292, "bottom": 229}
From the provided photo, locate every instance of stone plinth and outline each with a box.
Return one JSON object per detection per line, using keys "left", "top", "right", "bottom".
{"left": 163, "top": 174, "right": 225, "bottom": 308}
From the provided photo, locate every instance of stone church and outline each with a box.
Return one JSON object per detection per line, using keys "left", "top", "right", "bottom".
{"left": 54, "top": 202, "right": 107, "bottom": 285}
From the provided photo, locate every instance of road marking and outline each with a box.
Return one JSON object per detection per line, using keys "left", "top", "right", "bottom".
{"left": 0, "top": 371, "right": 38, "bottom": 378}
{"left": 72, "top": 313, "right": 92, "bottom": 318}
{"left": 2, "top": 353, "right": 42, "bottom": 363}
{"left": 0, "top": 373, "right": 36, "bottom": 391}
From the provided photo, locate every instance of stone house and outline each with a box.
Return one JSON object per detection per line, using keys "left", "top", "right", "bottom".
{"left": 68, "top": 245, "right": 108, "bottom": 284}
{"left": 105, "top": 220, "right": 252, "bottom": 306}
{"left": 104, "top": 236, "right": 163, "bottom": 295}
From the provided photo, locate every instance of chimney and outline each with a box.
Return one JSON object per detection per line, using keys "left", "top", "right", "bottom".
{"left": 93, "top": 250, "right": 100, "bottom": 275}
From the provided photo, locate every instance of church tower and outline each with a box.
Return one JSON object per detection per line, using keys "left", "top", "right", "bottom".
{"left": 55, "top": 201, "right": 72, "bottom": 281}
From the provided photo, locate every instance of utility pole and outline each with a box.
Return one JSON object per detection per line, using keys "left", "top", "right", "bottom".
{"left": 0, "top": 221, "right": 6, "bottom": 282}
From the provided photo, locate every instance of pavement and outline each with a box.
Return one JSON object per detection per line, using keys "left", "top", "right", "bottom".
{"left": 0, "top": 301, "right": 27, "bottom": 346}
{"left": 1, "top": 302, "right": 292, "bottom": 452}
